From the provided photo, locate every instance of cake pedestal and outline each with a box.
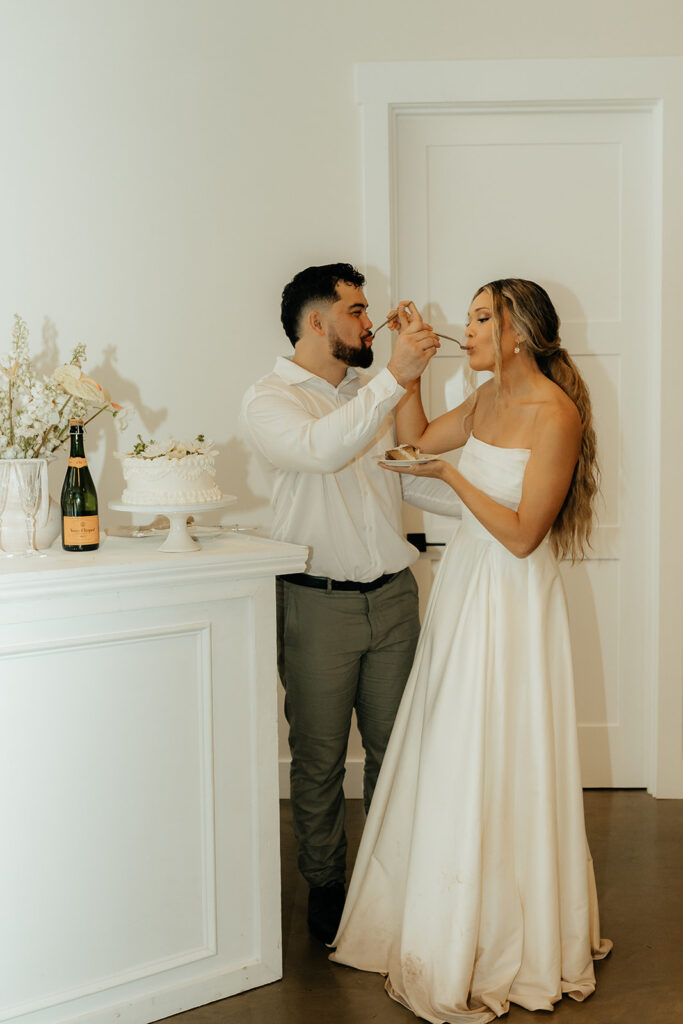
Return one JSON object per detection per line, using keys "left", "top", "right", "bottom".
{"left": 109, "top": 496, "right": 236, "bottom": 552}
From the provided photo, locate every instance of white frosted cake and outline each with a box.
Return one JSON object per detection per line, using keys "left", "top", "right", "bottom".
{"left": 116, "top": 436, "right": 222, "bottom": 506}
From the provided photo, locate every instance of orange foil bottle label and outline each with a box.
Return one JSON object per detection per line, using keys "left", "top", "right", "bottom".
{"left": 63, "top": 515, "right": 99, "bottom": 545}
{"left": 68, "top": 457, "right": 88, "bottom": 468}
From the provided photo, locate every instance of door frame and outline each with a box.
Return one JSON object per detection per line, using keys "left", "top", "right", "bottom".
{"left": 356, "top": 58, "right": 683, "bottom": 799}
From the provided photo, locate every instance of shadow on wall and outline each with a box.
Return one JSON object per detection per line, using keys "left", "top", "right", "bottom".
{"left": 89, "top": 343, "right": 168, "bottom": 518}
{"left": 92, "top": 343, "right": 167, "bottom": 437}
{"left": 35, "top": 320, "right": 165, "bottom": 430}
{"left": 216, "top": 435, "right": 268, "bottom": 516}
{"left": 32, "top": 317, "right": 60, "bottom": 379}
{"left": 38, "top": 319, "right": 168, "bottom": 518}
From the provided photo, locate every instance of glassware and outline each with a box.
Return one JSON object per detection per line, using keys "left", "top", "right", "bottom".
{"left": 15, "top": 460, "right": 46, "bottom": 557}
{"left": 0, "top": 461, "right": 14, "bottom": 558}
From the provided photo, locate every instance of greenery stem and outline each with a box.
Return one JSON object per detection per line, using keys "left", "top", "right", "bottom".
{"left": 8, "top": 377, "right": 14, "bottom": 445}
{"left": 51, "top": 404, "right": 108, "bottom": 453}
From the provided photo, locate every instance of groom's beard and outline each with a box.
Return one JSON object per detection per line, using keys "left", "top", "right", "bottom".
{"left": 329, "top": 327, "right": 374, "bottom": 369}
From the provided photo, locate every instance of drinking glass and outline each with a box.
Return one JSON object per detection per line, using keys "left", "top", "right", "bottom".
{"left": 0, "top": 461, "right": 14, "bottom": 558}
{"left": 15, "top": 461, "right": 46, "bottom": 557}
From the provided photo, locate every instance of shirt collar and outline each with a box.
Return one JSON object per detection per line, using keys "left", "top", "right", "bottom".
{"left": 273, "top": 355, "right": 360, "bottom": 389}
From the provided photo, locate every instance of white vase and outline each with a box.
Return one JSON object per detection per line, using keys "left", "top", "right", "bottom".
{"left": 0, "top": 458, "right": 62, "bottom": 554}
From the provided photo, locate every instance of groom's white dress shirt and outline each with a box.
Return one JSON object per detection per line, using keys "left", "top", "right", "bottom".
{"left": 241, "top": 356, "right": 459, "bottom": 582}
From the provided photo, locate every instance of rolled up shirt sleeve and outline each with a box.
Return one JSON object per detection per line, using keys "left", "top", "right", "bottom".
{"left": 401, "top": 473, "right": 462, "bottom": 518}
{"left": 241, "top": 368, "right": 405, "bottom": 474}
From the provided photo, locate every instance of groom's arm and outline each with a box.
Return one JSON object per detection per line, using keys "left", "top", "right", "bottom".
{"left": 241, "top": 369, "right": 405, "bottom": 474}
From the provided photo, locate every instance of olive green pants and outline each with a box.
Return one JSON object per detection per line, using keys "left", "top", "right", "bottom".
{"left": 277, "top": 568, "right": 420, "bottom": 888}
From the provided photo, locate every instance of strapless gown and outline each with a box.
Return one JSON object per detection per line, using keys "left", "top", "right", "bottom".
{"left": 330, "top": 435, "right": 612, "bottom": 1023}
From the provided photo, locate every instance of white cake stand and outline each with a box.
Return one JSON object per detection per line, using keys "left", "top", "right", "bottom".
{"left": 108, "top": 496, "right": 237, "bottom": 552}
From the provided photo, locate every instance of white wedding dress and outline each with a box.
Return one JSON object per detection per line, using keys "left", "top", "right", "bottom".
{"left": 330, "top": 435, "right": 612, "bottom": 1023}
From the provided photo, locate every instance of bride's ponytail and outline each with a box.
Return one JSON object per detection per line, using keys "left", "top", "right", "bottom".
{"left": 480, "top": 280, "right": 600, "bottom": 561}
{"left": 541, "top": 346, "right": 599, "bottom": 561}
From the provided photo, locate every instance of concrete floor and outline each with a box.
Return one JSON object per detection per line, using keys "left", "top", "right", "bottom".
{"left": 172, "top": 791, "right": 683, "bottom": 1024}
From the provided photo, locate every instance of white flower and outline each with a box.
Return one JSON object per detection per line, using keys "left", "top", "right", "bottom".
{"left": 128, "top": 434, "right": 216, "bottom": 459}
{"left": 167, "top": 443, "right": 189, "bottom": 459}
{"left": 143, "top": 440, "right": 172, "bottom": 458}
{"left": 53, "top": 364, "right": 108, "bottom": 405}
{"left": 52, "top": 364, "right": 81, "bottom": 387}
{"left": 1, "top": 319, "right": 127, "bottom": 459}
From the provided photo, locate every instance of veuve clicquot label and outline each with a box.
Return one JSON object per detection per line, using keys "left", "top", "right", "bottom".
{"left": 63, "top": 515, "right": 100, "bottom": 546}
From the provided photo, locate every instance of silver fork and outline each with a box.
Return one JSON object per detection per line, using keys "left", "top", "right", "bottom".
{"left": 372, "top": 313, "right": 468, "bottom": 350}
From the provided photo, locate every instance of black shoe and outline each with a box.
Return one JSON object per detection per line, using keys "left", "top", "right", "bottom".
{"left": 307, "top": 882, "right": 345, "bottom": 945}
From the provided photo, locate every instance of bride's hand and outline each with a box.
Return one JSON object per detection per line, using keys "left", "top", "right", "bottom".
{"left": 380, "top": 458, "right": 448, "bottom": 481}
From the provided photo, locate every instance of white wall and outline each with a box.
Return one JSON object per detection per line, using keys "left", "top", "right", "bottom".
{"left": 2, "top": 0, "right": 682, "bottom": 785}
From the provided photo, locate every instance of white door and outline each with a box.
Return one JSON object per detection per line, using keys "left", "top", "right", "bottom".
{"left": 392, "top": 104, "right": 658, "bottom": 787}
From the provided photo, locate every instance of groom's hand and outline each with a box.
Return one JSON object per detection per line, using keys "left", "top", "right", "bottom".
{"left": 387, "top": 302, "right": 440, "bottom": 388}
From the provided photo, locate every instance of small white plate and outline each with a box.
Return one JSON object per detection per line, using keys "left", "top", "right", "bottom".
{"left": 378, "top": 454, "right": 441, "bottom": 467}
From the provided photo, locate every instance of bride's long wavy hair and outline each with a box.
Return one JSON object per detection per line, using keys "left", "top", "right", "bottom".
{"left": 471, "top": 278, "right": 599, "bottom": 561}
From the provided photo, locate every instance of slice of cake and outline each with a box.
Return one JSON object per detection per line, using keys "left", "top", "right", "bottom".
{"left": 116, "top": 435, "right": 222, "bottom": 505}
{"left": 383, "top": 443, "right": 422, "bottom": 461}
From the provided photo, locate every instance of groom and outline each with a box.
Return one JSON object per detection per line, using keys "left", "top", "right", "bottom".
{"left": 241, "top": 263, "right": 456, "bottom": 943}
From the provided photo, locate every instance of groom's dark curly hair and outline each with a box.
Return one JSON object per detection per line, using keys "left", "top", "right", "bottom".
{"left": 281, "top": 263, "right": 365, "bottom": 347}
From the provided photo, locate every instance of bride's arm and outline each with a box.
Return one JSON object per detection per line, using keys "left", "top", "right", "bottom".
{"left": 395, "top": 379, "right": 476, "bottom": 454}
{"left": 388, "top": 404, "right": 582, "bottom": 558}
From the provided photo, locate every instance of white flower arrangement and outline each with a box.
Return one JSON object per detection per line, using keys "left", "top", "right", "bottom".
{"left": 127, "top": 434, "right": 218, "bottom": 460}
{"left": 0, "top": 314, "right": 127, "bottom": 459}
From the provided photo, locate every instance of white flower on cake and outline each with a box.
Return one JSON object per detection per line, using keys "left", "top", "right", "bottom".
{"left": 126, "top": 434, "right": 218, "bottom": 459}
{"left": 116, "top": 434, "right": 222, "bottom": 506}
{"left": 141, "top": 440, "right": 173, "bottom": 459}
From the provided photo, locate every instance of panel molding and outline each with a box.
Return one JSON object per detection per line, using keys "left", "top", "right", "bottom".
{"left": 392, "top": 99, "right": 659, "bottom": 117}
{"left": 0, "top": 619, "right": 212, "bottom": 661}
{"left": 0, "top": 621, "right": 218, "bottom": 1022}
{"left": 0, "top": 945, "right": 218, "bottom": 1023}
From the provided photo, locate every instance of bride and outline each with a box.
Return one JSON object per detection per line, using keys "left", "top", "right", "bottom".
{"left": 330, "top": 279, "right": 612, "bottom": 1023}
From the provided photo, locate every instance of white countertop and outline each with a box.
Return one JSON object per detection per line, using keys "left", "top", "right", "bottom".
{"left": 0, "top": 532, "right": 308, "bottom": 605}
{"left": 1, "top": 531, "right": 305, "bottom": 571}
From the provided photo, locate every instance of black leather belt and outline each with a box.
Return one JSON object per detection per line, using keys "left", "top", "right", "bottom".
{"left": 280, "top": 571, "right": 399, "bottom": 593}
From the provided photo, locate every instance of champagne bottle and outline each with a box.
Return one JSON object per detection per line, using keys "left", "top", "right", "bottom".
{"left": 61, "top": 418, "right": 99, "bottom": 551}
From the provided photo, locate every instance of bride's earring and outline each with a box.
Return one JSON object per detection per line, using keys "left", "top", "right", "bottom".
{"left": 514, "top": 338, "right": 521, "bottom": 354}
